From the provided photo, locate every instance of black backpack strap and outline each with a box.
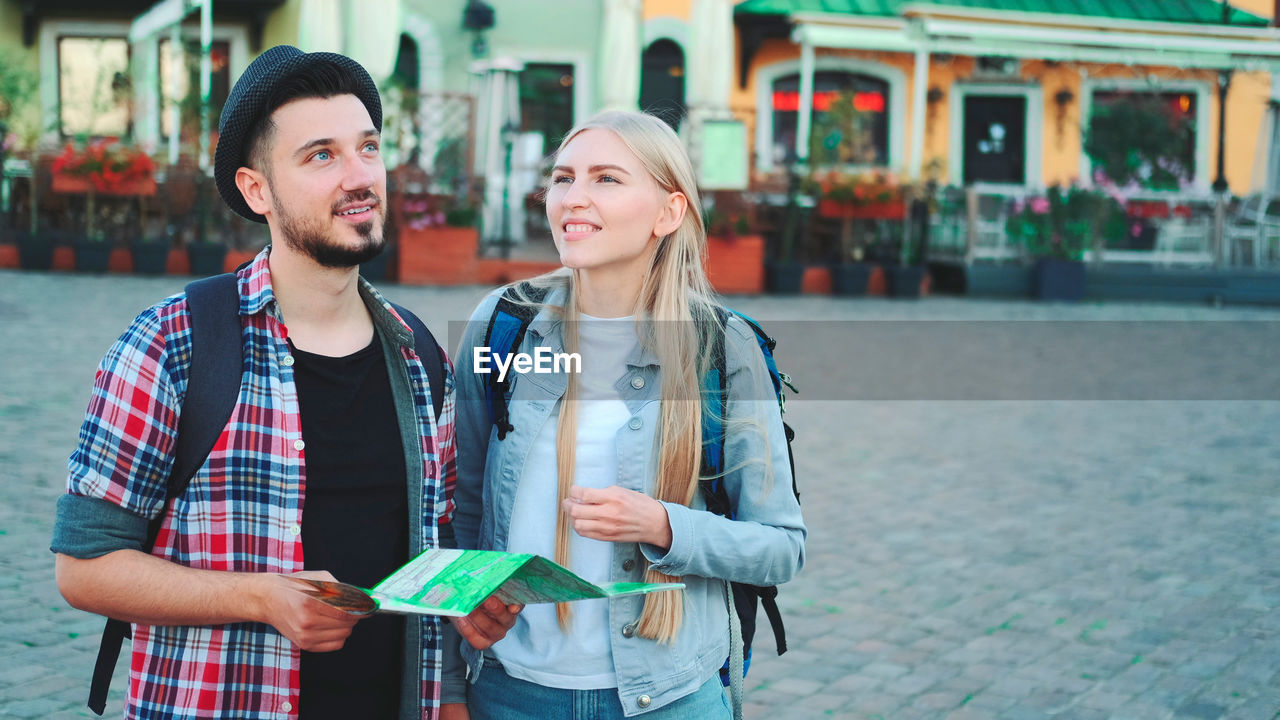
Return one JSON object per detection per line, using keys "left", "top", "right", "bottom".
{"left": 483, "top": 283, "right": 546, "bottom": 441}
{"left": 389, "top": 302, "right": 445, "bottom": 421}
{"left": 698, "top": 306, "right": 732, "bottom": 517}
{"left": 88, "top": 272, "right": 243, "bottom": 715}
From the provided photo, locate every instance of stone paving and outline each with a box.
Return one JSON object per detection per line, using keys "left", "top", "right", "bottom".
{"left": 1, "top": 270, "right": 1278, "bottom": 719}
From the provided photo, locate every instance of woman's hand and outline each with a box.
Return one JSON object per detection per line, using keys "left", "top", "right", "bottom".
{"left": 561, "top": 485, "right": 673, "bottom": 549}
{"left": 454, "top": 596, "right": 522, "bottom": 650}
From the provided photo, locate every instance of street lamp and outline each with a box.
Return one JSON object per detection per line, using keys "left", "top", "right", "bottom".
{"left": 1212, "top": 68, "right": 1233, "bottom": 194}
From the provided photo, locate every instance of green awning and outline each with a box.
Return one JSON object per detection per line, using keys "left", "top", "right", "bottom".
{"left": 735, "top": 0, "right": 1271, "bottom": 27}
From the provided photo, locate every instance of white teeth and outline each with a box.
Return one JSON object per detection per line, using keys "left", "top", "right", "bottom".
{"left": 339, "top": 207, "right": 370, "bottom": 216}
{"left": 565, "top": 223, "right": 597, "bottom": 233}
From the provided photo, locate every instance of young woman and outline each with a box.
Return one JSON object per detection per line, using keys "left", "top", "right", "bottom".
{"left": 452, "top": 111, "right": 805, "bottom": 719}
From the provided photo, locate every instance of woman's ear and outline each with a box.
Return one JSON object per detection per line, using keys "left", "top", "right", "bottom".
{"left": 235, "top": 167, "right": 273, "bottom": 217}
{"left": 653, "top": 191, "right": 688, "bottom": 239}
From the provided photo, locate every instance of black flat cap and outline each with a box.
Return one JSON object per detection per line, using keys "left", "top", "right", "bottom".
{"left": 214, "top": 45, "right": 383, "bottom": 223}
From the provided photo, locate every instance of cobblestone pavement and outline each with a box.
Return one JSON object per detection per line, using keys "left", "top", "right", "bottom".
{"left": 2, "top": 270, "right": 1278, "bottom": 719}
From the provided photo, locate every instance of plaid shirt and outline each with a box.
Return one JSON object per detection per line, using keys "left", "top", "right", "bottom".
{"left": 62, "top": 250, "right": 456, "bottom": 719}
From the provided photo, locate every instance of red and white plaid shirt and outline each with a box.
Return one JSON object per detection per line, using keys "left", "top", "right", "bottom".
{"left": 64, "top": 249, "right": 455, "bottom": 719}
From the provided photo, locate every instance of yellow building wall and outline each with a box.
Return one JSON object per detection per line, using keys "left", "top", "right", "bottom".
{"left": 733, "top": 31, "right": 1270, "bottom": 192}
{"left": 1228, "top": 0, "right": 1275, "bottom": 20}
{"left": 644, "top": 0, "right": 691, "bottom": 21}
{"left": 261, "top": 0, "right": 303, "bottom": 55}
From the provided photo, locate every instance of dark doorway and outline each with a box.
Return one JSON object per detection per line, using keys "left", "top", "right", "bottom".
{"left": 962, "top": 94, "right": 1027, "bottom": 184}
{"left": 640, "top": 39, "right": 685, "bottom": 129}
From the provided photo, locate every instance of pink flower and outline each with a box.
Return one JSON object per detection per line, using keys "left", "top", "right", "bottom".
{"left": 1030, "top": 197, "right": 1050, "bottom": 215}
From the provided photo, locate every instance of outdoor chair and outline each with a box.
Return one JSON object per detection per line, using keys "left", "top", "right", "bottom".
{"left": 1224, "top": 194, "right": 1280, "bottom": 267}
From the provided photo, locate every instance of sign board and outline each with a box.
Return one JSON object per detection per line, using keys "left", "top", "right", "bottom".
{"left": 699, "top": 119, "right": 748, "bottom": 190}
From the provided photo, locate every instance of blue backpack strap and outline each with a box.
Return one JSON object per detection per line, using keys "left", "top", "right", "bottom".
{"left": 389, "top": 302, "right": 445, "bottom": 421}
{"left": 88, "top": 271, "right": 243, "bottom": 715}
{"left": 482, "top": 283, "right": 546, "bottom": 440}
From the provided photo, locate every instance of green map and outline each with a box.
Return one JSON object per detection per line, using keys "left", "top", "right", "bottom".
{"left": 356, "top": 549, "right": 683, "bottom": 618}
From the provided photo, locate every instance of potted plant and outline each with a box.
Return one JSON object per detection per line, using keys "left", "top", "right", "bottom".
{"left": 765, "top": 171, "right": 817, "bottom": 294}
{"left": 396, "top": 192, "right": 481, "bottom": 285}
{"left": 0, "top": 52, "right": 50, "bottom": 269}
{"left": 1007, "top": 185, "right": 1121, "bottom": 301}
{"left": 51, "top": 137, "right": 156, "bottom": 272}
{"left": 703, "top": 191, "right": 765, "bottom": 294}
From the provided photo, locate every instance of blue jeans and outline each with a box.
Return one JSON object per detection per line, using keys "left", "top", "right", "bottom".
{"left": 468, "top": 658, "right": 732, "bottom": 720}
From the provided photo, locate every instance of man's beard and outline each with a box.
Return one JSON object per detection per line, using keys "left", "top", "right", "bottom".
{"left": 274, "top": 190, "right": 387, "bottom": 268}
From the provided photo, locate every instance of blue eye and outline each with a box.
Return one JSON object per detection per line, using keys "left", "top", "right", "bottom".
{"left": 552, "top": 175, "right": 572, "bottom": 184}
{"left": 598, "top": 175, "right": 619, "bottom": 183}
{"left": 313, "top": 150, "right": 331, "bottom": 161}
{"left": 363, "top": 142, "right": 379, "bottom": 153}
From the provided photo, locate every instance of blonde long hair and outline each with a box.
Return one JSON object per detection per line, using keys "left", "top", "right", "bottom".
{"left": 544, "top": 111, "right": 718, "bottom": 642}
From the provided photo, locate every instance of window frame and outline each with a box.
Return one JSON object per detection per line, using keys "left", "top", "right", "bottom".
{"left": 1079, "top": 77, "right": 1211, "bottom": 193}
{"left": 42, "top": 23, "right": 133, "bottom": 140}
{"left": 754, "top": 56, "right": 905, "bottom": 173}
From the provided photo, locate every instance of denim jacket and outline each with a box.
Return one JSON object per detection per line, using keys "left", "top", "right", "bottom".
{"left": 452, "top": 286, "right": 806, "bottom": 716}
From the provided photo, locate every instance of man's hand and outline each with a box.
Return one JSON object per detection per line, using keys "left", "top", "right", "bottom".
{"left": 454, "top": 596, "right": 521, "bottom": 650}
{"left": 256, "top": 571, "right": 364, "bottom": 652}
{"left": 561, "top": 485, "right": 673, "bottom": 549}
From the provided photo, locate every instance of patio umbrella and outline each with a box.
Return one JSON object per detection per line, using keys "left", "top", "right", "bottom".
{"left": 343, "top": 0, "right": 402, "bottom": 82}
{"left": 687, "top": 0, "right": 733, "bottom": 116}
{"left": 599, "top": 0, "right": 641, "bottom": 111}
{"left": 297, "top": 0, "right": 343, "bottom": 53}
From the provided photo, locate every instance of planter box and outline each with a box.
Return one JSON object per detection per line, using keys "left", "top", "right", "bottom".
{"left": 187, "top": 244, "right": 228, "bottom": 277}
{"left": 73, "top": 239, "right": 112, "bottom": 273}
{"left": 51, "top": 173, "right": 157, "bottom": 197}
{"left": 705, "top": 234, "right": 764, "bottom": 294}
{"left": 886, "top": 265, "right": 928, "bottom": 298}
{"left": 131, "top": 241, "right": 170, "bottom": 275}
{"left": 967, "top": 263, "right": 1033, "bottom": 298}
{"left": 16, "top": 232, "right": 54, "bottom": 271}
{"left": 1033, "top": 258, "right": 1086, "bottom": 302}
{"left": 817, "top": 199, "right": 906, "bottom": 221}
{"left": 399, "top": 226, "right": 479, "bottom": 285}
{"left": 830, "top": 263, "right": 872, "bottom": 296}
{"left": 765, "top": 262, "right": 806, "bottom": 295}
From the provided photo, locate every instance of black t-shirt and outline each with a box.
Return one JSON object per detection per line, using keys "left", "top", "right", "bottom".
{"left": 291, "top": 334, "right": 408, "bottom": 720}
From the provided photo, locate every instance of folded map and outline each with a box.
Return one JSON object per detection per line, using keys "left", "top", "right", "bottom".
{"left": 293, "top": 548, "right": 683, "bottom": 617}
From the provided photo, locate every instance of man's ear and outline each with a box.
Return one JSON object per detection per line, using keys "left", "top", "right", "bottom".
{"left": 653, "top": 191, "right": 687, "bottom": 239}
{"left": 235, "top": 166, "right": 272, "bottom": 217}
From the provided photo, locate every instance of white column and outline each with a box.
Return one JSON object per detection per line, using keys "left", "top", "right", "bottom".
{"left": 199, "top": 0, "right": 212, "bottom": 171}
{"left": 168, "top": 24, "right": 182, "bottom": 167}
{"left": 796, "top": 38, "right": 814, "bottom": 164}
{"left": 910, "top": 46, "right": 929, "bottom": 181}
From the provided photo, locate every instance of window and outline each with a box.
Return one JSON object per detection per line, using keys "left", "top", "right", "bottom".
{"left": 519, "top": 63, "right": 575, "bottom": 152}
{"left": 158, "top": 38, "right": 232, "bottom": 143}
{"left": 640, "top": 39, "right": 685, "bottom": 130}
{"left": 58, "top": 36, "right": 130, "bottom": 138}
{"left": 771, "top": 71, "right": 890, "bottom": 166}
{"left": 1087, "top": 90, "right": 1197, "bottom": 189}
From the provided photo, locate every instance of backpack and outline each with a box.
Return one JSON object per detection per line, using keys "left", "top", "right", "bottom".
{"left": 87, "top": 272, "right": 445, "bottom": 716}
{"left": 480, "top": 284, "right": 800, "bottom": 715}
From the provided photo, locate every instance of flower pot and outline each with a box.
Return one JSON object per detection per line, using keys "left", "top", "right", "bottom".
{"left": 131, "top": 240, "right": 171, "bottom": 275}
{"left": 765, "top": 262, "right": 806, "bottom": 295}
{"left": 886, "top": 265, "right": 926, "bottom": 298}
{"left": 187, "top": 243, "right": 228, "bottom": 276}
{"left": 1033, "top": 258, "right": 1086, "bottom": 302}
{"left": 830, "top": 262, "right": 872, "bottom": 296}
{"left": 16, "top": 231, "right": 54, "bottom": 271}
{"left": 73, "top": 238, "right": 112, "bottom": 273}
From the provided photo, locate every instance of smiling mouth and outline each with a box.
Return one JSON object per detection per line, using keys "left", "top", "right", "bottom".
{"left": 564, "top": 223, "right": 600, "bottom": 234}
{"left": 336, "top": 206, "right": 375, "bottom": 218}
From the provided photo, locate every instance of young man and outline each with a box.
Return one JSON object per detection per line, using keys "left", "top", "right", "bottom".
{"left": 51, "top": 46, "right": 515, "bottom": 720}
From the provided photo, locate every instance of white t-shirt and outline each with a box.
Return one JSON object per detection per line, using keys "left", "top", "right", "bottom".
{"left": 493, "top": 313, "right": 637, "bottom": 689}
